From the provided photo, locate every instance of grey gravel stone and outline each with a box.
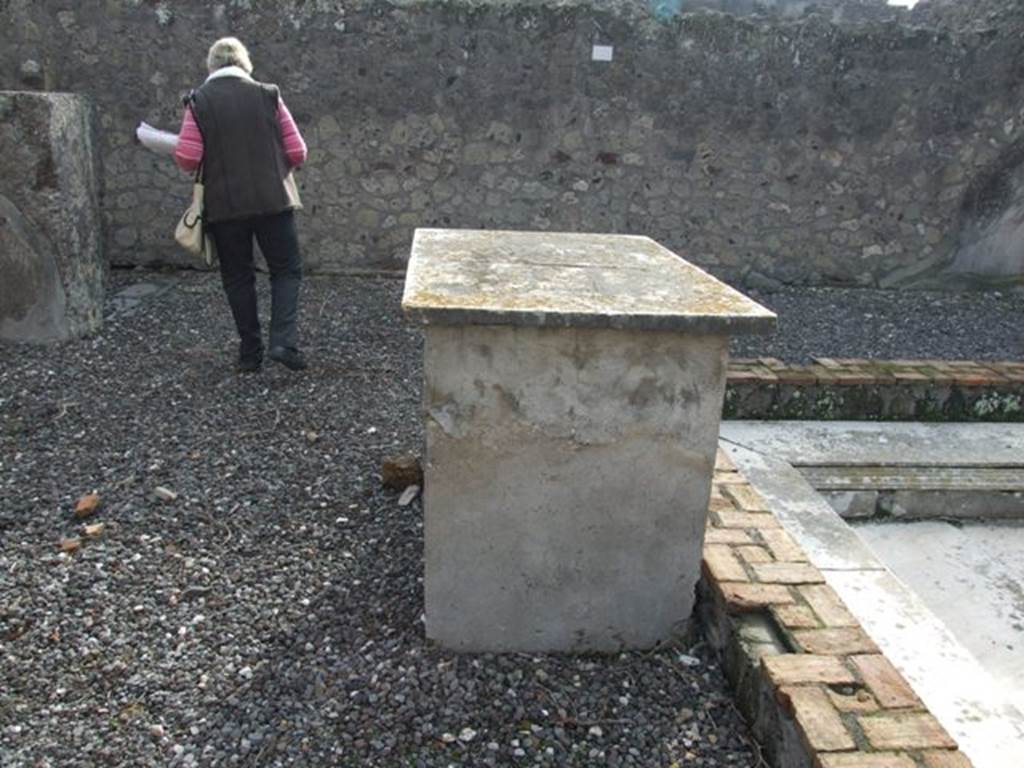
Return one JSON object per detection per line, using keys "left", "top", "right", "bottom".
{"left": 732, "top": 286, "right": 1024, "bottom": 363}
{"left": 0, "top": 270, "right": 757, "bottom": 767}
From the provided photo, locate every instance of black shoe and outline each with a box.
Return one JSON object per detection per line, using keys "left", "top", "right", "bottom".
{"left": 236, "top": 353, "right": 263, "bottom": 373}
{"left": 269, "top": 346, "right": 307, "bottom": 371}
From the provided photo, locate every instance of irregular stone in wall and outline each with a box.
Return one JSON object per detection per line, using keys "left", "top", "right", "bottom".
{"left": 0, "top": 91, "right": 105, "bottom": 343}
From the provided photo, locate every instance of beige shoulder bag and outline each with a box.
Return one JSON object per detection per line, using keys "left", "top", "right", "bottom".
{"left": 174, "top": 97, "right": 216, "bottom": 267}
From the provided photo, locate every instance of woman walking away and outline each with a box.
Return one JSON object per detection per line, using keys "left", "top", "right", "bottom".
{"left": 175, "top": 37, "right": 309, "bottom": 372}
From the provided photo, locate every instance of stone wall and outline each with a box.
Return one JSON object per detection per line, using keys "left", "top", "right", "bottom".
{"left": 0, "top": 91, "right": 105, "bottom": 342}
{"left": 2, "top": 0, "right": 1023, "bottom": 287}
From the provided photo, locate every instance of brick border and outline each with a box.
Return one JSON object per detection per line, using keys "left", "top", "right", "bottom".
{"left": 699, "top": 449, "right": 975, "bottom": 768}
{"left": 725, "top": 358, "right": 1024, "bottom": 421}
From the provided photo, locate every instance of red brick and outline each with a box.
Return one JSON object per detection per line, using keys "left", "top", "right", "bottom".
{"left": 703, "top": 545, "right": 748, "bottom": 582}
{"left": 736, "top": 545, "right": 774, "bottom": 565}
{"left": 793, "top": 628, "right": 879, "bottom": 655}
{"left": 827, "top": 687, "right": 879, "bottom": 713}
{"left": 996, "top": 367, "right": 1024, "bottom": 382}
{"left": 776, "top": 368, "right": 820, "bottom": 385}
{"left": 860, "top": 368, "right": 892, "bottom": 382}
{"left": 772, "top": 604, "right": 821, "bottom": 629}
{"left": 713, "top": 470, "right": 747, "bottom": 485}
{"left": 760, "top": 529, "right": 807, "bottom": 562}
{"left": 850, "top": 655, "right": 921, "bottom": 709}
{"left": 763, "top": 655, "right": 857, "bottom": 686}
{"left": 717, "top": 582, "right": 794, "bottom": 612}
{"left": 892, "top": 370, "right": 931, "bottom": 381}
{"left": 917, "top": 368, "right": 956, "bottom": 384}
{"left": 817, "top": 753, "right": 916, "bottom": 768}
{"left": 921, "top": 750, "right": 974, "bottom": 768}
{"left": 778, "top": 686, "right": 856, "bottom": 752}
{"left": 859, "top": 713, "right": 957, "bottom": 751}
{"left": 727, "top": 369, "right": 768, "bottom": 382}
{"left": 748, "top": 366, "right": 779, "bottom": 381}
{"left": 708, "top": 495, "right": 737, "bottom": 514}
{"left": 704, "top": 528, "right": 754, "bottom": 545}
{"left": 722, "top": 483, "right": 771, "bottom": 512}
{"left": 715, "top": 448, "right": 737, "bottom": 471}
{"left": 799, "top": 584, "right": 857, "bottom": 628}
{"left": 833, "top": 372, "right": 877, "bottom": 385}
{"left": 751, "top": 562, "right": 824, "bottom": 585}
{"left": 954, "top": 373, "right": 1001, "bottom": 386}
{"left": 712, "top": 510, "right": 781, "bottom": 529}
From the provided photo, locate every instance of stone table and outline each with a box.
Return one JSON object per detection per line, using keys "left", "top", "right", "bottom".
{"left": 402, "top": 229, "right": 775, "bottom": 652}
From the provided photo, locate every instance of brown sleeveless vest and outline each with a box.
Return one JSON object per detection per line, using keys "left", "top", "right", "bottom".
{"left": 191, "top": 77, "right": 293, "bottom": 224}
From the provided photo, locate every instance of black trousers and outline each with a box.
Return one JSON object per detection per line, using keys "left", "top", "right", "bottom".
{"left": 208, "top": 210, "right": 302, "bottom": 359}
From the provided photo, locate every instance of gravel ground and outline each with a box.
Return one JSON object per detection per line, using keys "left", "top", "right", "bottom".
{"left": 0, "top": 270, "right": 760, "bottom": 768}
{"left": 732, "top": 285, "right": 1024, "bottom": 363}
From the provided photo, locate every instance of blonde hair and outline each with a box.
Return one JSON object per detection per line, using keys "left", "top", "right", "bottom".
{"left": 207, "top": 37, "right": 253, "bottom": 75}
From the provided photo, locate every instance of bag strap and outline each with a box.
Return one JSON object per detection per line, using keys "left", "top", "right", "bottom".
{"left": 182, "top": 90, "right": 206, "bottom": 184}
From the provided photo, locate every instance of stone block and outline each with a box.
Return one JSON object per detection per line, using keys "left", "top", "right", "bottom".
{"left": 404, "top": 229, "right": 773, "bottom": 652}
{"left": 420, "top": 321, "right": 729, "bottom": 651}
{"left": 0, "top": 91, "right": 104, "bottom": 342}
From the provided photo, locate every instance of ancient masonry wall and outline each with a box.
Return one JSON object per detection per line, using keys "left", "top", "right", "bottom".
{"left": 2, "top": 0, "right": 1023, "bottom": 288}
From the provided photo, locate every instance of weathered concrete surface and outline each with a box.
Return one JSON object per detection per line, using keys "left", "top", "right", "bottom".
{"left": 3, "top": 0, "right": 1024, "bottom": 287}
{"left": 855, "top": 520, "right": 1024, "bottom": 717}
{"left": 721, "top": 421, "right": 1024, "bottom": 467}
{"left": 404, "top": 229, "right": 776, "bottom": 332}
{"left": 408, "top": 230, "right": 770, "bottom": 651}
{"left": 0, "top": 91, "right": 104, "bottom": 342}
{"left": 421, "top": 323, "right": 730, "bottom": 651}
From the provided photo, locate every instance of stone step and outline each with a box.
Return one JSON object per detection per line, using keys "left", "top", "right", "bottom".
{"left": 800, "top": 465, "right": 1024, "bottom": 492}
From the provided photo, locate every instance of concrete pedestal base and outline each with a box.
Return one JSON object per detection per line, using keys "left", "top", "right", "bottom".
{"left": 404, "top": 229, "right": 774, "bottom": 652}
{"left": 424, "top": 324, "right": 729, "bottom": 651}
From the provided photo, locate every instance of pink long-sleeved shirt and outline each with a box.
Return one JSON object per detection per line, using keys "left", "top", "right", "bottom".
{"left": 174, "top": 97, "right": 308, "bottom": 172}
